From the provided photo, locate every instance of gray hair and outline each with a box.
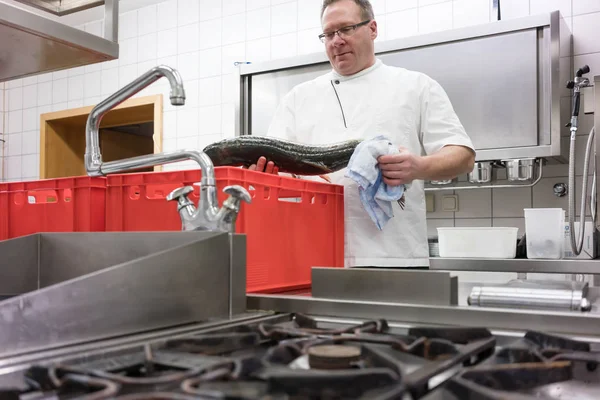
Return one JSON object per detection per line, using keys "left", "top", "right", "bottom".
{"left": 320, "top": 0, "right": 375, "bottom": 22}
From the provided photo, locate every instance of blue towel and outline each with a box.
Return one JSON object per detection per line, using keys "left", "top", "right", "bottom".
{"left": 345, "top": 135, "right": 407, "bottom": 230}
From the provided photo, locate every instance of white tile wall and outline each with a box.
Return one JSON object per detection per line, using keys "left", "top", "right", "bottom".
{"left": 419, "top": 2, "right": 453, "bottom": 34}
{"left": 573, "top": 0, "right": 600, "bottom": 15}
{"left": 1, "top": 0, "right": 599, "bottom": 256}
{"left": 453, "top": 0, "right": 491, "bottom": 28}
{"left": 454, "top": 189, "right": 492, "bottom": 219}
{"left": 454, "top": 218, "right": 492, "bottom": 227}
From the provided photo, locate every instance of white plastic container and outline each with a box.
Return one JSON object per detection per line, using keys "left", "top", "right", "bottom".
{"left": 524, "top": 208, "right": 565, "bottom": 259}
{"left": 437, "top": 227, "right": 519, "bottom": 259}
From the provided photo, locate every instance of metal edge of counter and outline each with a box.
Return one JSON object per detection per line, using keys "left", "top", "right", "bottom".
{"left": 247, "top": 293, "right": 600, "bottom": 338}
{"left": 0, "top": 311, "right": 280, "bottom": 371}
{"left": 429, "top": 258, "right": 600, "bottom": 274}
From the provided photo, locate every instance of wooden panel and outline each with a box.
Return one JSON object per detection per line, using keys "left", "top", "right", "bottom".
{"left": 100, "top": 128, "right": 154, "bottom": 173}
{"left": 42, "top": 121, "right": 87, "bottom": 178}
{"left": 39, "top": 95, "right": 164, "bottom": 179}
{"left": 57, "top": 104, "right": 154, "bottom": 130}
{"left": 153, "top": 95, "right": 164, "bottom": 172}
{"left": 42, "top": 95, "right": 160, "bottom": 125}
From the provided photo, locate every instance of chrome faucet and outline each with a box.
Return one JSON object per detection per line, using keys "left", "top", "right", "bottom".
{"left": 167, "top": 185, "right": 251, "bottom": 232}
{"left": 84, "top": 65, "right": 251, "bottom": 233}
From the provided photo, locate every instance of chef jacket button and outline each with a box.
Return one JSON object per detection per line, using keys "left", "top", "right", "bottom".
{"left": 335, "top": 80, "right": 340, "bottom": 84}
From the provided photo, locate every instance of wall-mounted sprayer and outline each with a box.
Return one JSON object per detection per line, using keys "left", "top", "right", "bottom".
{"left": 566, "top": 65, "right": 596, "bottom": 256}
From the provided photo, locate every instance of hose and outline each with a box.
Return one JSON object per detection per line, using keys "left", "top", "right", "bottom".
{"left": 568, "top": 126, "right": 595, "bottom": 256}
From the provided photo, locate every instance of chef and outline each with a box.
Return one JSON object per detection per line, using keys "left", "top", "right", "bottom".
{"left": 249, "top": 0, "right": 476, "bottom": 268}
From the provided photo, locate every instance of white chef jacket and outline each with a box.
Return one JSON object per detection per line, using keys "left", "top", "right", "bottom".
{"left": 266, "top": 58, "right": 475, "bottom": 268}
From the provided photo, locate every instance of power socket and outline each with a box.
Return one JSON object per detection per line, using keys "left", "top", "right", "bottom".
{"left": 442, "top": 195, "right": 459, "bottom": 212}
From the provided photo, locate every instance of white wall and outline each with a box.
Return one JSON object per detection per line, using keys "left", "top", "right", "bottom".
{"left": 0, "top": 0, "right": 599, "bottom": 240}
{"left": 427, "top": 0, "right": 600, "bottom": 239}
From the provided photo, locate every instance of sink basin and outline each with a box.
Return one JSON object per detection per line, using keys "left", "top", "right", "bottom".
{"left": 0, "top": 231, "right": 246, "bottom": 358}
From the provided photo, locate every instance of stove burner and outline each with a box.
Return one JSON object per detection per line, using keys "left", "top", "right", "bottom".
{"left": 14, "top": 314, "right": 499, "bottom": 400}
{"left": 422, "top": 330, "right": 600, "bottom": 400}
{"left": 163, "top": 332, "right": 261, "bottom": 355}
{"left": 307, "top": 344, "right": 362, "bottom": 369}
{"left": 258, "top": 316, "right": 389, "bottom": 340}
{"left": 24, "top": 365, "right": 121, "bottom": 400}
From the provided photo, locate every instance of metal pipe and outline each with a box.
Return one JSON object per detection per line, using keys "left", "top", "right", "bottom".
{"left": 467, "top": 284, "right": 590, "bottom": 311}
{"left": 85, "top": 65, "right": 185, "bottom": 174}
{"left": 566, "top": 65, "right": 594, "bottom": 256}
{"left": 84, "top": 65, "right": 220, "bottom": 221}
{"left": 568, "top": 126, "right": 595, "bottom": 255}
{"left": 424, "top": 160, "right": 543, "bottom": 191}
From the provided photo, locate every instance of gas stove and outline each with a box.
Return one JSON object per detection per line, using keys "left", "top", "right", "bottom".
{"left": 0, "top": 313, "right": 598, "bottom": 399}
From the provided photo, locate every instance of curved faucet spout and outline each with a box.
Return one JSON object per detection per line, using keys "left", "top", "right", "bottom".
{"left": 85, "top": 65, "right": 185, "bottom": 176}
{"left": 82, "top": 65, "right": 236, "bottom": 229}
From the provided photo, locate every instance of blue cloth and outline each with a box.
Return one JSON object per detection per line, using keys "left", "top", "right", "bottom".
{"left": 345, "top": 135, "right": 407, "bottom": 230}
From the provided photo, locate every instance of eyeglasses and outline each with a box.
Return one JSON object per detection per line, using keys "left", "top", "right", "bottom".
{"left": 318, "top": 20, "right": 371, "bottom": 43}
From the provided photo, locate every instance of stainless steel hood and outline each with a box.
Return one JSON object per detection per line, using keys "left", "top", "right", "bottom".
{"left": 0, "top": 0, "right": 119, "bottom": 82}
{"left": 12, "top": 0, "right": 105, "bottom": 16}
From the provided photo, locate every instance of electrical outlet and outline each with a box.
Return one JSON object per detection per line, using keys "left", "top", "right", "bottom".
{"left": 583, "top": 86, "right": 595, "bottom": 114}
{"left": 442, "top": 195, "right": 459, "bottom": 212}
{"left": 426, "top": 193, "right": 435, "bottom": 212}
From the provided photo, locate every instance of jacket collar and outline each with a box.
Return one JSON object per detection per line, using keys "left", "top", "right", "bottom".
{"left": 330, "top": 58, "right": 383, "bottom": 82}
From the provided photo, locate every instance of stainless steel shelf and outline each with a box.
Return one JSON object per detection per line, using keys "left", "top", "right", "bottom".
{"left": 0, "top": 1, "right": 118, "bottom": 82}
{"left": 429, "top": 257, "right": 600, "bottom": 274}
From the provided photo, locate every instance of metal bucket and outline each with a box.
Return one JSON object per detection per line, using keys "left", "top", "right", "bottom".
{"left": 502, "top": 158, "right": 537, "bottom": 182}
{"left": 468, "top": 161, "right": 494, "bottom": 183}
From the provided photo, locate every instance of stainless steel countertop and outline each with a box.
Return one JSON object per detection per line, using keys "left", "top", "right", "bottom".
{"left": 247, "top": 288, "right": 600, "bottom": 340}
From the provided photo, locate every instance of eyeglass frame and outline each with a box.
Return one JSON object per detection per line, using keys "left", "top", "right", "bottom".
{"left": 318, "top": 19, "right": 371, "bottom": 43}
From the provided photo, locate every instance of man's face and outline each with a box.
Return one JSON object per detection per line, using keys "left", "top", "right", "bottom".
{"left": 321, "top": 0, "right": 377, "bottom": 76}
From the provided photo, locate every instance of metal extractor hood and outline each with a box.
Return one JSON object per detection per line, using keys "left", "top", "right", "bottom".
{"left": 13, "top": 0, "right": 106, "bottom": 16}
{"left": 0, "top": 0, "right": 119, "bottom": 82}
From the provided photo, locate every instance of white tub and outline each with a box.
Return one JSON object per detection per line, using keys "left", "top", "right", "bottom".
{"left": 437, "top": 227, "right": 519, "bottom": 259}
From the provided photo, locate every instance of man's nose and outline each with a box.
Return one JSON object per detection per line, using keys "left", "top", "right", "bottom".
{"left": 331, "top": 33, "right": 346, "bottom": 46}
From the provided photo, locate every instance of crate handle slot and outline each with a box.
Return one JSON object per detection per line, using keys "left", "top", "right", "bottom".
{"left": 128, "top": 186, "right": 141, "bottom": 200}
{"left": 278, "top": 189, "right": 302, "bottom": 203}
{"left": 128, "top": 183, "right": 201, "bottom": 201}
{"left": 25, "top": 190, "right": 59, "bottom": 204}
{"left": 146, "top": 183, "right": 184, "bottom": 200}
{"left": 311, "top": 193, "right": 328, "bottom": 205}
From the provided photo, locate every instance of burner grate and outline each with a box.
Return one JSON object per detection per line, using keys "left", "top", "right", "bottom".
{"left": 14, "top": 314, "right": 498, "bottom": 400}
{"left": 424, "top": 330, "right": 600, "bottom": 400}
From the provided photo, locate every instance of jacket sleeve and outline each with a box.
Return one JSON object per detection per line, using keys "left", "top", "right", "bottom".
{"left": 419, "top": 76, "right": 475, "bottom": 155}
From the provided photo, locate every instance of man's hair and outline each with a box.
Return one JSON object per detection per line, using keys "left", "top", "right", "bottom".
{"left": 320, "top": 0, "right": 375, "bottom": 22}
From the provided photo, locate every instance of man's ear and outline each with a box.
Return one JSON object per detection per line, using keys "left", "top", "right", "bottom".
{"left": 370, "top": 20, "right": 378, "bottom": 40}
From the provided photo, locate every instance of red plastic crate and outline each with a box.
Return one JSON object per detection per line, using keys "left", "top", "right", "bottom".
{"left": 0, "top": 177, "right": 106, "bottom": 241}
{"left": 105, "top": 167, "right": 345, "bottom": 292}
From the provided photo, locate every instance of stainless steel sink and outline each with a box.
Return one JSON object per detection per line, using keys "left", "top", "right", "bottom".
{"left": 0, "top": 231, "right": 246, "bottom": 359}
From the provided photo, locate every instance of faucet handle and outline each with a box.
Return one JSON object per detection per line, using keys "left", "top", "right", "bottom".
{"left": 218, "top": 185, "right": 251, "bottom": 232}
{"left": 223, "top": 185, "right": 252, "bottom": 205}
{"left": 167, "top": 186, "right": 194, "bottom": 202}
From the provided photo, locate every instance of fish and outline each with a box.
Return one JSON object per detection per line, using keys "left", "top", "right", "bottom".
{"left": 202, "top": 135, "right": 362, "bottom": 176}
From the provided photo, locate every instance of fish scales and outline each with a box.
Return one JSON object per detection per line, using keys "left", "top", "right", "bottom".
{"left": 202, "top": 136, "right": 361, "bottom": 176}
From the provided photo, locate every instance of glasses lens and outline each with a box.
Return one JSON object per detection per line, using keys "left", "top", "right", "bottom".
{"left": 338, "top": 27, "right": 355, "bottom": 38}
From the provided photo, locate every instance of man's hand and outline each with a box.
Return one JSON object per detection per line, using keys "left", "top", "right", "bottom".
{"left": 248, "top": 156, "right": 279, "bottom": 174}
{"left": 378, "top": 145, "right": 475, "bottom": 186}
{"left": 378, "top": 147, "right": 424, "bottom": 186}
{"left": 246, "top": 156, "right": 332, "bottom": 182}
